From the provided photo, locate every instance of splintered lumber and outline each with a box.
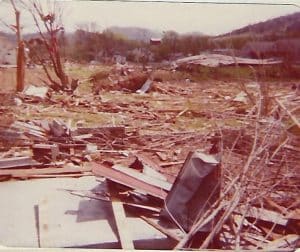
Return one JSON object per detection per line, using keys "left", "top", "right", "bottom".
{"left": 76, "top": 126, "right": 126, "bottom": 138}
{"left": 12, "top": 121, "right": 46, "bottom": 133}
{"left": 25, "top": 172, "right": 93, "bottom": 179}
{"left": 160, "top": 161, "right": 185, "bottom": 167}
{"left": 135, "top": 154, "right": 162, "bottom": 171}
{"left": 11, "top": 121, "right": 47, "bottom": 141}
{"left": 140, "top": 216, "right": 182, "bottom": 242}
{"left": 0, "top": 156, "right": 40, "bottom": 169}
{"left": 111, "top": 200, "right": 134, "bottom": 249}
{"left": 66, "top": 190, "right": 161, "bottom": 213}
{"left": 0, "top": 129, "right": 29, "bottom": 142}
{"left": 124, "top": 203, "right": 161, "bottom": 214}
{"left": 261, "top": 234, "right": 300, "bottom": 250}
{"left": 32, "top": 144, "right": 59, "bottom": 162}
{"left": 275, "top": 98, "right": 300, "bottom": 129}
{"left": 0, "top": 165, "right": 91, "bottom": 177}
{"left": 237, "top": 205, "right": 288, "bottom": 226}
{"left": 112, "top": 164, "right": 172, "bottom": 191}
{"left": 92, "top": 162, "right": 168, "bottom": 200}
{"left": 62, "top": 189, "right": 110, "bottom": 202}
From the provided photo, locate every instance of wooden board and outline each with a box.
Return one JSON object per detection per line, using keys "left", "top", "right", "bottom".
{"left": 92, "top": 162, "right": 168, "bottom": 200}
{"left": 111, "top": 200, "right": 134, "bottom": 249}
{"left": 0, "top": 165, "right": 91, "bottom": 177}
{"left": 112, "top": 164, "right": 172, "bottom": 191}
{"left": 0, "top": 156, "right": 40, "bottom": 169}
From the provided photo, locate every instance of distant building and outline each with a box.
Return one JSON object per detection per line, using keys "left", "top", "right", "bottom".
{"left": 150, "top": 38, "right": 161, "bottom": 45}
{"left": 0, "top": 49, "right": 16, "bottom": 65}
{"left": 112, "top": 54, "right": 126, "bottom": 64}
{"left": 0, "top": 38, "right": 16, "bottom": 65}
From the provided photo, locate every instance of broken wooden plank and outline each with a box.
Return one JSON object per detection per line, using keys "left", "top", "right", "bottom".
{"left": 0, "top": 156, "right": 40, "bottom": 169}
{"left": 11, "top": 121, "right": 48, "bottom": 141}
{"left": 92, "top": 162, "right": 167, "bottom": 200}
{"left": 25, "top": 172, "right": 93, "bottom": 179}
{"left": 275, "top": 98, "right": 300, "bottom": 129}
{"left": 65, "top": 189, "right": 161, "bottom": 213}
{"left": 264, "top": 197, "right": 288, "bottom": 215}
{"left": 12, "top": 121, "right": 46, "bottom": 133}
{"left": 0, "top": 165, "right": 91, "bottom": 177}
{"left": 261, "top": 234, "right": 300, "bottom": 250}
{"left": 160, "top": 161, "right": 185, "bottom": 167}
{"left": 237, "top": 205, "right": 288, "bottom": 226}
{"left": 0, "top": 129, "right": 29, "bottom": 142}
{"left": 112, "top": 164, "right": 172, "bottom": 191}
{"left": 140, "top": 216, "right": 182, "bottom": 242}
{"left": 131, "top": 154, "right": 168, "bottom": 181}
{"left": 32, "top": 144, "right": 59, "bottom": 162}
{"left": 111, "top": 200, "right": 135, "bottom": 249}
{"left": 135, "top": 153, "right": 162, "bottom": 171}
{"left": 76, "top": 126, "right": 126, "bottom": 138}
{"left": 124, "top": 203, "right": 161, "bottom": 214}
{"left": 73, "top": 134, "right": 93, "bottom": 141}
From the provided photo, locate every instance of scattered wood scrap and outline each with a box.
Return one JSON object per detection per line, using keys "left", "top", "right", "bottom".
{"left": 92, "top": 162, "right": 168, "bottom": 200}
{"left": 0, "top": 63, "right": 299, "bottom": 250}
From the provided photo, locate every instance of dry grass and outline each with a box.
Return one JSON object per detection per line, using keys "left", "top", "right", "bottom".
{"left": 0, "top": 67, "right": 49, "bottom": 92}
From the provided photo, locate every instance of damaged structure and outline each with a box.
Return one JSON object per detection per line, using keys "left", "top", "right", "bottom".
{"left": 0, "top": 53, "right": 299, "bottom": 250}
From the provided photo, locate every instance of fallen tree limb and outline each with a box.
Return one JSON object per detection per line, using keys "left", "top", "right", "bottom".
{"left": 275, "top": 98, "right": 300, "bottom": 129}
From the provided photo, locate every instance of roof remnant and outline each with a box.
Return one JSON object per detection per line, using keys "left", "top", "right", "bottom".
{"left": 175, "top": 53, "right": 282, "bottom": 68}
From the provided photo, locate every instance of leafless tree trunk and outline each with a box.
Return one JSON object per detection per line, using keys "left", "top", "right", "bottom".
{"left": 27, "top": 0, "right": 69, "bottom": 91}
{"left": 13, "top": 1, "right": 26, "bottom": 92}
{"left": 0, "top": 0, "right": 26, "bottom": 92}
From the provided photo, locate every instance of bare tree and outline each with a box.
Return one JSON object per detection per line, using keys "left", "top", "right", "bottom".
{"left": 26, "top": 0, "right": 69, "bottom": 91}
{"left": 0, "top": 0, "right": 26, "bottom": 92}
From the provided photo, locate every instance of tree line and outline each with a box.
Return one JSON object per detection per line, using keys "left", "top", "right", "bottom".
{"left": 42, "top": 29, "right": 213, "bottom": 63}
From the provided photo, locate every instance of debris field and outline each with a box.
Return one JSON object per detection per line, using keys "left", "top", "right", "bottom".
{"left": 0, "top": 62, "right": 299, "bottom": 250}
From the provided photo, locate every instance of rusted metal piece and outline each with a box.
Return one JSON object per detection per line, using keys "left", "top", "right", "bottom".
{"left": 92, "top": 162, "right": 168, "bottom": 200}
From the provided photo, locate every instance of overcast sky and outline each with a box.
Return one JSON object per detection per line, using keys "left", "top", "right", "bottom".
{"left": 0, "top": 0, "right": 299, "bottom": 35}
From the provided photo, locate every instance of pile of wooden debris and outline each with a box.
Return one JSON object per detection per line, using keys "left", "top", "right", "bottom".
{"left": 0, "top": 70, "right": 299, "bottom": 250}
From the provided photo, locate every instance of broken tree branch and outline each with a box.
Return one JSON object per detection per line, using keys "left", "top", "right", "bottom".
{"left": 275, "top": 98, "right": 300, "bottom": 129}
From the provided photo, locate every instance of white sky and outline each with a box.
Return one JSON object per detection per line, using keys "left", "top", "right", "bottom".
{"left": 0, "top": 0, "right": 299, "bottom": 35}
